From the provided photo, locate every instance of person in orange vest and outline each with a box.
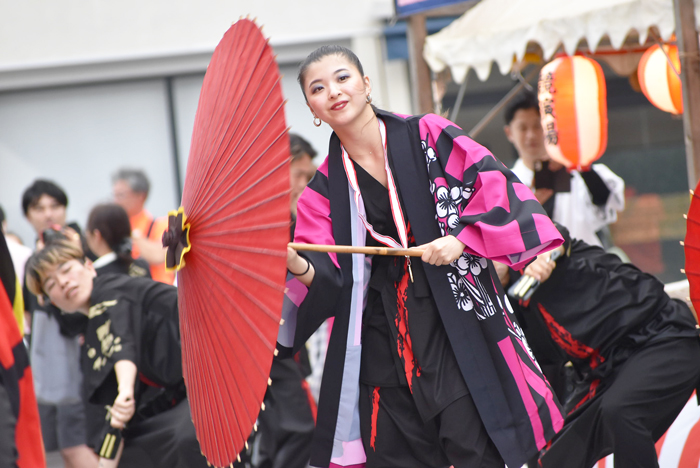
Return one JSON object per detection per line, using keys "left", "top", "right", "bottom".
{"left": 112, "top": 169, "right": 174, "bottom": 284}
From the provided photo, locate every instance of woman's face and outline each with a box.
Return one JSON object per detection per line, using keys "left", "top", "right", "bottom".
{"left": 303, "top": 54, "right": 371, "bottom": 129}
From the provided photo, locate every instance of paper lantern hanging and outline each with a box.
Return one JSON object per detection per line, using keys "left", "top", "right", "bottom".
{"left": 537, "top": 56, "right": 608, "bottom": 171}
{"left": 637, "top": 43, "right": 683, "bottom": 115}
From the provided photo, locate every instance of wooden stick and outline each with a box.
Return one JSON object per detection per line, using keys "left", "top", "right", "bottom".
{"left": 289, "top": 242, "right": 425, "bottom": 257}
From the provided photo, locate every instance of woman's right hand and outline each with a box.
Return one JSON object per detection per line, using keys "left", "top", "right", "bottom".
{"left": 287, "top": 246, "right": 303, "bottom": 272}
{"left": 286, "top": 246, "right": 315, "bottom": 286}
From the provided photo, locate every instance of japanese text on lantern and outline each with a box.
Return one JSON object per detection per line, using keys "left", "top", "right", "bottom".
{"left": 538, "top": 71, "right": 558, "bottom": 147}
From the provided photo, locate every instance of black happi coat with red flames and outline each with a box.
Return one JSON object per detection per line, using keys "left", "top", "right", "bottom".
{"left": 510, "top": 226, "right": 700, "bottom": 414}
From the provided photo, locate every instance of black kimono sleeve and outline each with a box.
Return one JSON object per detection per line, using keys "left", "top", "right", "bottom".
{"left": 83, "top": 298, "right": 138, "bottom": 405}
{"left": 278, "top": 166, "right": 345, "bottom": 356}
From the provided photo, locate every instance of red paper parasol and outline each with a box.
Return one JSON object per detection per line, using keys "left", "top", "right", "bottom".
{"left": 163, "top": 18, "right": 290, "bottom": 467}
{"left": 684, "top": 181, "right": 700, "bottom": 314}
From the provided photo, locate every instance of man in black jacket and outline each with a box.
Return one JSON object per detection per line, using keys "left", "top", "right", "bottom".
{"left": 25, "top": 239, "right": 208, "bottom": 468}
{"left": 496, "top": 225, "right": 700, "bottom": 468}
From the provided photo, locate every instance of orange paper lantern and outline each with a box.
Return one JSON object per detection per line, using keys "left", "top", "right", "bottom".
{"left": 538, "top": 56, "right": 608, "bottom": 171}
{"left": 637, "top": 44, "right": 683, "bottom": 115}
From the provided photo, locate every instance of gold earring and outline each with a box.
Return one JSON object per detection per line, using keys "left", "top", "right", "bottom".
{"left": 366, "top": 94, "right": 372, "bottom": 104}
{"left": 313, "top": 116, "right": 322, "bottom": 127}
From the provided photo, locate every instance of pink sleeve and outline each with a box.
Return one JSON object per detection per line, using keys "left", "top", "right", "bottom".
{"left": 419, "top": 114, "right": 562, "bottom": 268}
{"left": 294, "top": 159, "right": 340, "bottom": 268}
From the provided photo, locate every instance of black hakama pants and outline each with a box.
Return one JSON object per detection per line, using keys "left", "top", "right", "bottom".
{"left": 540, "top": 337, "right": 700, "bottom": 468}
{"left": 118, "top": 399, "right": 208, "bottom": 468}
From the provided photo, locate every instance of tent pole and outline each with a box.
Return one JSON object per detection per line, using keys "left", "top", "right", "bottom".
{"left": 450, "top": 74, "right": 469, "bottom": 122}
{"left": 468, "top": 68, "right": 539, "bottom": 139}
{"left": 407, "top": 14, "right": 434, "bottom": 114}
{"left": 674, "top": 0, "right": 700, "bottom": 189}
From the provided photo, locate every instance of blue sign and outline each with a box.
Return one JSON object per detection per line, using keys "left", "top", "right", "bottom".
{"left": 395, "top": 0, "right": 468, "bottom": 17}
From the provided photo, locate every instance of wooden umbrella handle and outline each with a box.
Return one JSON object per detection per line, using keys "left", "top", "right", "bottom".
{"left": 288, "top": 242, "right": 425, "bottom": 257}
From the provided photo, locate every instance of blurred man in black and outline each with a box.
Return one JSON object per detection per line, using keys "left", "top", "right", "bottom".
{"left": 247, "top": 134, "right": 317, "bottom": 468}
{"left": 496, "top": 225, "right": 700, "bottom": 468}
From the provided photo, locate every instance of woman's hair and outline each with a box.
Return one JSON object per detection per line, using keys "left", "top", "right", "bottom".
{"left": 25, "top": 240, "right": 85, "bottom": 296}
{"left": 87, "top": 203, "right": 133, "bottom": 264}
{"left": 297, "top": 45, "right": 365, "bottom": 98}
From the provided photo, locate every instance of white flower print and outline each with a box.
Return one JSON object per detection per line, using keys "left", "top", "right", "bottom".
{"left": 448, "top": 273, "right": 473, "bottom": 312}
{"left": 452, "top": 253, "right": 488, "bottom": 277}
{"left": 422, "top": 137, "right": 437, "bottom": 165}
{"left": 446, "top": 213, "right": 460, "bottom": 230}
{"left": 429, "top": 180, "right": 436, "bottom": 195}
{"left": 462, "top": 269, "right": 497, "bottom": 320}
{"left": 436, "top": 186, "right": 458, "bottom": 219}
{"left": 462, "top": 186, "right": 474, "bottom": 202}
{"left": 449, "top": 186, "right": 463, "bottom": 206}
{"left": 468, "top": 255, "right": 488, "bottom": 276}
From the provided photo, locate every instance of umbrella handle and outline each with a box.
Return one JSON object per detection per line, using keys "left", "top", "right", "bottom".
{"left": 288, "top": 242, "right": 425, "bottom": 257}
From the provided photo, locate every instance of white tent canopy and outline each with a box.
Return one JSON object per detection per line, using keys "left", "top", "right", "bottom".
{"left": 424, "top": 0, "right": 700, "bottom": 82}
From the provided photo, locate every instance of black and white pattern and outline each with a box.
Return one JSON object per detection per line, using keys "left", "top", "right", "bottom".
{"left": 447, "top": 272, "right": 474, "bottom": 312}
{"left": 449, "top": 253, "right": 498, "bottom": 321}
{"left": 435, "top": 185, "right": 462, "bottom": 230}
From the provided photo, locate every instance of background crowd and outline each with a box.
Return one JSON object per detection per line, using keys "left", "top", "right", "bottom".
{"left": 1, "top": 132, "right": 322, "bottom": 468}
{"left": 1, "top": 83, "right": 698, "bottom": 468}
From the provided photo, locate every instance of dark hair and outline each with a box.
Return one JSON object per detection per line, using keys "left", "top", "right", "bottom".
{"left": 41, "top": 228, "right": 69, "bottom": 245}
{"left": 0, "top": 205, "right": 4, "bottom": 225}
{"left": 504, "top": 91, "right": 540, "bottom": 125}
{"left": 297, "top": 45, "right": 365, "bottom": 99}
{"left": 289, "top": 133, "right": 317, "bottom": 161}
{"left": 112, "top": 168, "right": 150, "bottom": 196}
{"left": 21, "top": 180, "right": 68, "bottom": 215}
{"left": 87, "top": 203, "right": 133, "bottom": 264}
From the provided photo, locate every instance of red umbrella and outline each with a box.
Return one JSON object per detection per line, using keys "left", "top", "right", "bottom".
{"left": 163, "top": 18, "right": 290, "bottom": 467}
{"left": 684, "top": 182, "right": 700, "bottom": 314}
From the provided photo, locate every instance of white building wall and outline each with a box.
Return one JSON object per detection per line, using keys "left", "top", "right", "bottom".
{"left": 0, "top": 0, "right": 412, "bottom": 246}
{"left": 0, "top": 0, "right": 392, "bottom": 66}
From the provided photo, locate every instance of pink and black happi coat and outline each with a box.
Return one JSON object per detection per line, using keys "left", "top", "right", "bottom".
{"left": 277, "top": 110, "right": 565, "bottom": 468}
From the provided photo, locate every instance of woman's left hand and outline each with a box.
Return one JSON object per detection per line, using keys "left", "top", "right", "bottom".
{"left": 415, "top": 235, "right": 466, "bottom": 266}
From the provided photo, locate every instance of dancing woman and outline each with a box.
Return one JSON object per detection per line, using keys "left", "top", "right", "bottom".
{"left": 281, "top": 46, "right": 565, "bottom": 468}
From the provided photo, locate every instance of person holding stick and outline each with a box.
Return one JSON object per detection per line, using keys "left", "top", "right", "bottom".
{"left": 280, "top": 45, "right": 565, "bottom": 468}
{"left": 25, "top": 240, "right": 208, "bottom": 468}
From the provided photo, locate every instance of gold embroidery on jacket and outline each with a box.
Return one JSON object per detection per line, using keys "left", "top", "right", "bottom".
{"left": 91, "top": 317, "right": 124, "bottom": 372}
{"left": 89, "top": 300, "right": 118, "bottom": 319}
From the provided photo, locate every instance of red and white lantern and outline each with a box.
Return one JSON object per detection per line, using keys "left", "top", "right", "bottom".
{"left": 638, "top": 44, "right": 683, "bottom": 115}
{"left": 538, "top": 56, "right": 608, "bottom": 171}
